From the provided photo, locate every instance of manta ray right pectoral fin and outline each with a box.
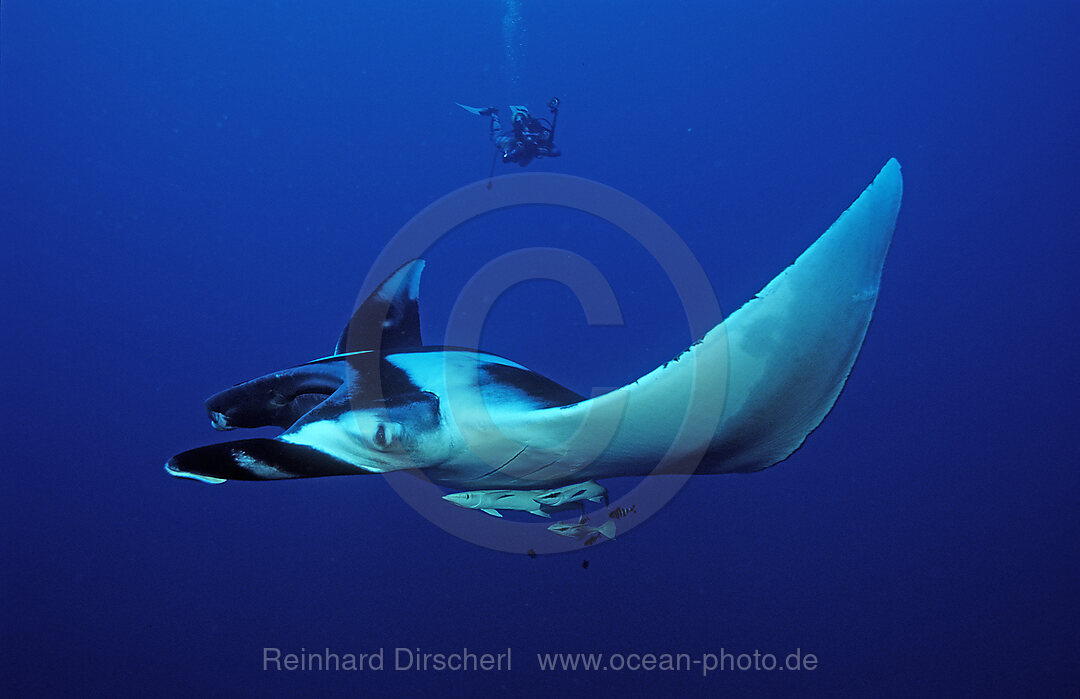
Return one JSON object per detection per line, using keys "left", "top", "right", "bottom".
{"left": 481, "top": 508, "right": 503, "bottom": 517}
{"left": 335, "top": 259, "right": 424, "bottom": 354}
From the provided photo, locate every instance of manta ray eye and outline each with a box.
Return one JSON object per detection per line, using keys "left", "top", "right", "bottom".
{"left": 373, "top": 423, "right": 398, "bottom": 450}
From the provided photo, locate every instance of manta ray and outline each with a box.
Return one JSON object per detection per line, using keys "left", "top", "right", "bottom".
{"left": 167, "top": 160, "right": 903, "bottom": 508}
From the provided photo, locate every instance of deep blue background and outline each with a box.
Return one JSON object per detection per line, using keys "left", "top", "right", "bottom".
{"left": 2, "top": 1, "right": 1077, "bottom": 696}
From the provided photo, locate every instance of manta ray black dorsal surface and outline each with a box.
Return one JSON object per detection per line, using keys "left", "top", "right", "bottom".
{"left": 204, "top": 260, "right": 426, "bottom": 432}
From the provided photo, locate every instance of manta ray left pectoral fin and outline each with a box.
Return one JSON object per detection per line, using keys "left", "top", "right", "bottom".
{"left": 481, "top": 508, "right": 503, "bottom": 517}
{"left": 499, "top": 159, "right": 903, "bottom": 478}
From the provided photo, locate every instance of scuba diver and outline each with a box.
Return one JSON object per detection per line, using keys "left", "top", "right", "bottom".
{"left": 458, "top": 98, "right": 561, "bottom": 168}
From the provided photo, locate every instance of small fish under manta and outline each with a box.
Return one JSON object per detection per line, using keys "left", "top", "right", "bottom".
{"left": 166, "top": 159, "right": 903, "bottom": 544}
{"left": 548, "top": 519, "right": 617, "bottom": 547}
{"left": 441, "top": 480, "right": 608, "bottom": 518}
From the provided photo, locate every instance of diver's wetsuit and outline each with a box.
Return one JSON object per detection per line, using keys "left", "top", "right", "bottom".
{"left": 489, "top": 110, "right": 561, "bottom": 167}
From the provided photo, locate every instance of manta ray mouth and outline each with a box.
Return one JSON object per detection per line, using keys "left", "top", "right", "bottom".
{"left": 208, "top": 411, "right": 234, "bottom": 431}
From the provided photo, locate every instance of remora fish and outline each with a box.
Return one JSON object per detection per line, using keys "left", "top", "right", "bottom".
{"left": 548, "top": 520, "right": 617, "bottom": 546}
{"left": 442, "top": 490, "right": 580, "bottom": 518}
{"left": 534, "top": 480, "right": 608, "bottom": 507}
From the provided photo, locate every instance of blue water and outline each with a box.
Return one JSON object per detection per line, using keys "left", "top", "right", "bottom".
{"left": 2, "top": 1, "right": 1077, "bottom": 696}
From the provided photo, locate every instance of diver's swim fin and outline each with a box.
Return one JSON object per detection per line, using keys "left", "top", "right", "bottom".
{"left": 456, "top": 102, "right": 497, "bottom": 116}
